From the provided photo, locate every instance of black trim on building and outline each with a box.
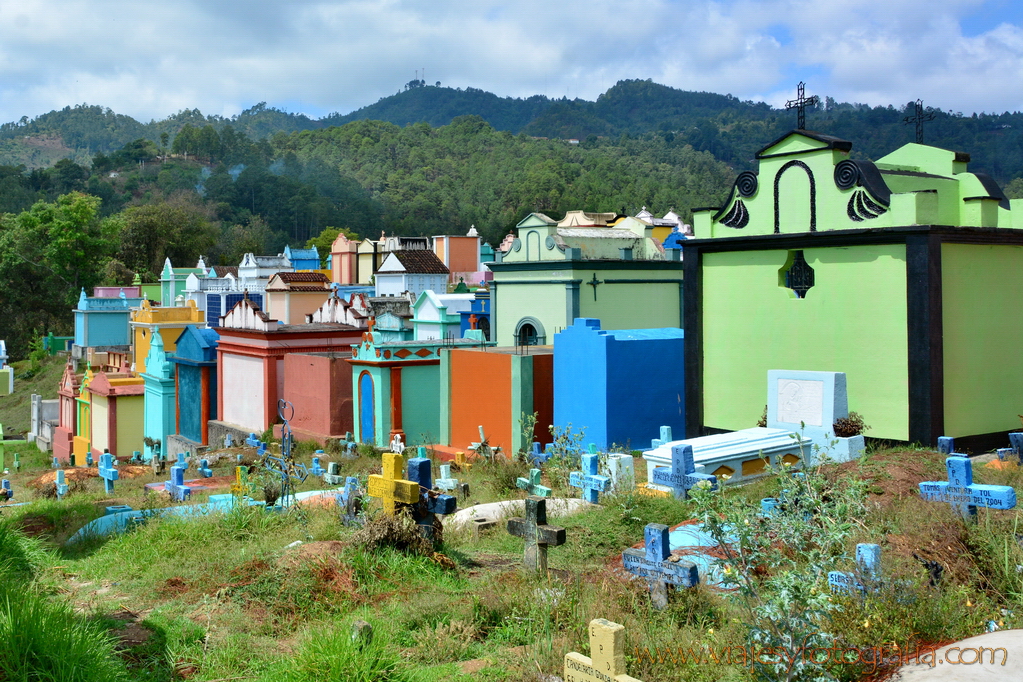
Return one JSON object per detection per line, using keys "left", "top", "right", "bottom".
{"left": 906, "top": 234, "right": 944, "bottom": 445}
{"left": 682, "top": 244, "right": 702, "bottom": 438}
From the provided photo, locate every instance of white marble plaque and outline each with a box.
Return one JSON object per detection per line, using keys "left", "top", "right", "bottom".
{"left": 776, "top": 379, "right": 824, "bottom": 426}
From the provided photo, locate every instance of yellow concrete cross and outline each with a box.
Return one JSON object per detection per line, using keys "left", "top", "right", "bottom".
{"left": 564, "top": 619, "right": 642, "bottom": 682}
{"left": 230, "top": 465, "right": 252, "bottom": 503}
{"left": 453, "top": 450, "right": 472, "bottom": 471}
{"left": 367, "top": 452, "right": 420, "bottom": 514}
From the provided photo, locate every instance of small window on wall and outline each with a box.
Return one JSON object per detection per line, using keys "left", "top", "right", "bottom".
{"left": 779, "top": 250, "right": 815, "bottom": 299}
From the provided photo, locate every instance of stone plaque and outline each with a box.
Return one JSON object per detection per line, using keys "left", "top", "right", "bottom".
{"left": 776, "top": 379, "right": 824, "bottom": 427}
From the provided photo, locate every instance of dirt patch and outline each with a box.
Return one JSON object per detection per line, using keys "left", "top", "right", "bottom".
{"left": 827, "top": 448, "right": 948, "bottom": 510}
{"left": 15, "top": 514, "right": 56, "bottom": 537}
{"left": 29, "top": 465, "right": 151, "bottom": 489}
{"left": 465, "top": 553, "right": 519, "bottom": 574}
{"left": 157, "top": 577, "right": 190, "bottom": 598}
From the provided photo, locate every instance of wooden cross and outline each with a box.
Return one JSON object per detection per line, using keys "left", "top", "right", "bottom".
{"left": 785, "top": 81, "right": 819, "bottom": 130}
{"left": 367, "top": 452, "right": 420, "bottom": 515}
{"left": 564, "top": 619, "right": 643, "bottom": 682}
{"left": 98, "top": 453, "right": 119, "bottom": 494}
{"left": 919, "top": 456, "right": 1016, "bottom": 522}
{"left": 903, "top": 99, "right": 936, "bottom": 144}
{"left": 507, "top": 495, "right": 566, "bottom": 573}
{"left": 622, "top": 523, "right": 699, "bottom": 608}
{"left": 651, "top": 444, "right": 717, "bottom": 500}
{"left": 516, "top": 468, "right": 551, "bottom": 497}
{"left": 828, "top": 543, "right": 882, "bottom": 595}
{"left": 587, "top": 273, "right": 602, "bottom": 301}
{"left": 570, "top": 452, "right": 610, "bottom": 504}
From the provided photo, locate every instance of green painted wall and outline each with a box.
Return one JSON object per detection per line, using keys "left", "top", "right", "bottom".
{"left": 578, "top": 278, "right": 681, "bottom": 331}
{"left": 942, "top": 243, "right": 1023, "bottom": 436}
{"left": 702, "top": 244, "right": 910, "bottom": 440}
{"left": 495, "top": 280, "right": 567, "bottom": 346}
{"left": 401, "top": 364, "right": 441, "bottom": 444}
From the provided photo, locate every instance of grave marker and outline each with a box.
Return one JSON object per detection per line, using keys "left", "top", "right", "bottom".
{"left": 245, "top": 433, "right": 260, "bottom": 448}
{"left": 1, "top": 479, "right": 11, "bottom": 501}
{"left": 651, "top": 444, "right": 717, "bottom": 500}
{"left": 166, "top": 466, "right": 191, "bottom": 502}
{"left": 517, "top": 468, "right": 552, "bottom": 497}
{"left": 651, "top": 425, "right": 672, "bottom": 449}
{"left": 564, "top": 618, "right": 642, "bottom": 682}
{"left": 310, "top": 456, "right": 325, "bottom": 477}
{"left": 86, "top": 453, "right": 94, "bottom": 467}
{"left": 52, "top": 456, "right": 59, "bottom": 469}
{"left": 324, "top": 461, "right": 345, "bottom": 485}
{"left": 622, "top": 524, "right": 699, "bottom": 608}
{"left": 507, "top": 496, "right": 566, "bottom": 573}
{"left": 435, "top": 464, "right": 458, "bottom": 492}
{"left": 337, "top": 476, "right": 363, "bottom": 526}
{"left": 0, "top": 448, "right": 4, "bottom": 474}
{"left": 199, "top": 459, "right": 213, "bottom": 478}
{"left": 453, "top": 450, "right": 472, "bottom": 471}
{"left": 937, "top": 436, "right": 955, "bottom": 456}
{"left": 55, "top": 470, "right": 68, "bottom": 499}
{"left": 1008, "top": 433, "right": 1023, "bottom": 463}
{"left": 98, "top": 453, "right": 119, "bottom": 494}
{"left": 919, "top": 456, "right": 1016, "bottom": 521}
{"left": 389, "top": 433, "right": 405, "bottom": 454}
{"left": 828, "top": 543, "right": 881, "bottom": 595}
{"left": 224, "top": 433, "right": 234, "bottom": 448}
{"left": 230, "top": 465, "right": 253, "bottom": 503}
{"left": 570, "top": 453, "right": 610, "bottom": 504}
{"left": 406, "top": 456, "right": 457, "bottom": 535}
{"left": 367, "top": 453, "right": 420, "bottom": 515}
{"left": 12, "top": 452, "right": 19, "bottom": 473}
{"left": 131, "top": 451, "right": 141, "bottom": 464}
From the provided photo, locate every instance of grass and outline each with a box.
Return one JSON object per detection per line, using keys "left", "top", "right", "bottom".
{"left": 1, "top": 435, "right": 1022, "bottom": 681}
{"left": 0, "top": 353, "right": 67, "bottom": 437}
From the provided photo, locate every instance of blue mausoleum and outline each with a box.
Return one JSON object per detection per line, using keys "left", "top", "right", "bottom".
{"left": 73, "top": 289, "right": 145, "bottom": 349}
{"left": 553, "top": 318, "right": 685, "bottom": 450}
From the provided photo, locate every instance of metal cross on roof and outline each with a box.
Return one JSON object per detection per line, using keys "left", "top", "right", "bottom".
{"left": 785, "top": 82, "right": 819, "bottom": 130}
{"left": 903, "top": 99, "right": 936, "bottom": 144}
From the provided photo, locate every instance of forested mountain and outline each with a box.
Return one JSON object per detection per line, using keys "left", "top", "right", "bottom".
{"left": 3, "top": 79, "right": 1022, "bottom": 183}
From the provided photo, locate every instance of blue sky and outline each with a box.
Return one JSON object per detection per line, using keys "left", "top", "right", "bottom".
{"left": 0, "top": 0, "right": 1020, "bottom": 124}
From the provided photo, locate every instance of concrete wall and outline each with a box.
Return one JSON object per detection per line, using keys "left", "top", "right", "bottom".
{"left": 222, "top": 353, "right": 265, "bottom": 433}
{"left": 701, "top": 244, "right": 909, "bottom": 440}
{"left": 91, "top": 395, "right": 110, "bottom": 454}
{"left": 281, "top": 353, "right": 353, "bottom": 442}
{"left": 941, "top": 243, "right": 1023, "bottom": 437}
{"left": 115, "top": 395, "right": 144, "bottom": 458}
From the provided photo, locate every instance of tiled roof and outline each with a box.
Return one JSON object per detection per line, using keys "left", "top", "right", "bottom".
{"left": 211, "top": 265, "right": 238, "bottom": 278}
{"left": 276, "top": 272, "right": 330, "bottom": 283}
{"left": 383, "top": 250, "right": 450, "bottom": 275}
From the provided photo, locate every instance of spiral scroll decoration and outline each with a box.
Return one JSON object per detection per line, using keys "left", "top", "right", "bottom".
{"left": 834, "top": 160, "right": 860, "bottom": 190}
{"left": 736, "top": 171, "right": 759, "bottom": 198}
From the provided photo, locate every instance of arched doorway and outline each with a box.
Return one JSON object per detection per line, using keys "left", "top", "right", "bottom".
{"left": 514, "top": 317, "right": 546, "bottom": 346}
{"left": 359, "top": 371, "right": 375, "bottom": 443}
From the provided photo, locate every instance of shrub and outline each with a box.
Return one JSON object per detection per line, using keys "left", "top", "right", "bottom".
{"left": 833, "top": 411, "right": 869, "bottom": 438}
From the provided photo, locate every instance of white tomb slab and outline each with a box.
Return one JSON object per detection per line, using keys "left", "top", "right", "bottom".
{"left": 767, "top": 369, "right": 864, "bottom": 462}
{"left": 642, "top": 427, "right": 813, "bottom": 491}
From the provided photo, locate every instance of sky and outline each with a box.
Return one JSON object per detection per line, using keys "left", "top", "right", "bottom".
{"left": 0, "top": 0, "right": 1021, "bottom": 125}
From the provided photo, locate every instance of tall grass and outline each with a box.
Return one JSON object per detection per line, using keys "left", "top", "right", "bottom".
{"left": 0, "top": 520, "right": 128, "bottom": 682}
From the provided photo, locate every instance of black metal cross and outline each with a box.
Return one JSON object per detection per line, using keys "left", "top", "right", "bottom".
{"left": 903, "top": 99, "right": 936, "bottom": 144}
{"left": 587, "top": 273, "right": 602, "bottom": 301}
{"left": 785, "top": 82, "right": 819, "bottom": 130}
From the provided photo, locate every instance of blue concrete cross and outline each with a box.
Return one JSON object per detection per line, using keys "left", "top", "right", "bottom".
{"left": 86, "top": 453, "right": 94, "bottom": 467}
{"left": 406, "top": 457, "right": 457, "bottom": 537}
{"left": 245, "top": 433, "right": 261, "bottom": 447}
{"left": 622, "top": 524, "right": 699, "bottom": 598}
{"left": 652, "top": 444, "right": 718, "bottom": 500}
{"left": 937, "top": 436, "right": 955, "bottom": 456}
{"left": 336, "top": 476, "right": 363, "bottom": 526}
{"left": 310, "top": 456, "right": 325, "bottom": 477}
{"left": 569, "top": 452, "right": 610, "bottom": 504}
{"left": 530, "top": 442, "right": 550, "bottom": 467}
{"left": 828, "top": 543, "right": 881, "bottom": 595}
{"left": 166, "top": 465, "right": 191, "bottom": 502}
{"left": 98, "top": 453, "right": 119, "bottom": 494}
{"left": 52, "top": 456, "right": 59, "bottom": 469}
{"left": 435, "top": 464, "right": 458, "bottom": 492}
{"left": 1007, "top": 433, "right": 1023, "bottom": 464}
{"left": 175, "top": 453, "right": 188, "bottom": 471}
{"left": 651, "top": 425, "right": 673, "bottom": 449}
{"left": 1, "top": 479, "right": 12, "bottom": 501}
{"left": 517, "top": 468, "right": 551, "bottom": 497}
{"left": 919, "top": 456, "right": 1016, "bottom": 522}
{"left": 198, "top": 459, "right": 213, "bottom": 478}
{"left": 55, "top": 470, "right": 68, "bottom": 499}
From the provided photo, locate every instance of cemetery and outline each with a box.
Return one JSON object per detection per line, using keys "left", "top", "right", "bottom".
{"left": 3, "top": 130, "right": 1023, "bottom": 682}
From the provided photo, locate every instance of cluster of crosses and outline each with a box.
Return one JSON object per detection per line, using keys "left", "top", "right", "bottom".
{"left": 367, "top": 451, "right": 457, "bottom": 536}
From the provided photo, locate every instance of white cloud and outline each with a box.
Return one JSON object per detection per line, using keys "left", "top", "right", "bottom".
{"left": 0, "top": 0, "right": 1019, "bottom": 124}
